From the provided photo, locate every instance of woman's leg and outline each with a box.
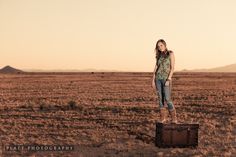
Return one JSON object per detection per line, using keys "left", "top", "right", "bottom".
{"left": 164, "top": 80, "right": 177, "bottom": 123}
{"left": 155, "top": 79, "right": 165, "bottom": 108}
{"left": 164, "top": 80, "right": 174, "bottom": 111}
{"left": 156, "top": 79, "right": 168, "bottom": 123}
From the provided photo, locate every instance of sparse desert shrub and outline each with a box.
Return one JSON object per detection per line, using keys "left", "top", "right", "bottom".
{"left": 67, "top": 100, "right": 84, "bottom": 111}
{"left": 23, "top": 101, "right": 35, "bottom": 111}
{"left": 39, "top": 102, "right": 45, "bottom": 110}
{"left": 127, "top": 106, "right": 151, "bottom": 114}
{"left": 134, "top": 97, "right": 146, "bottom": 101}
{"left": 111, "top": 107, "right": 121, "bottom": 113}
{"left": 68, "top": 100, "right": 77, "bottom": 109}
{"left": 127, "top": 106, "right": 143, "bottom": 113}
{"left": 38, "top": 102, "right": 52, "bottom": 111}
{"left": 77, "top": 104, "right": 83, "bottom": 111}
{"left": 39, "top": 104, "right": 43, "bottom": 110}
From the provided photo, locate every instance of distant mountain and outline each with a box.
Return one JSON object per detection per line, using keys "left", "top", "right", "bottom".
{"left": 0, "top": 65, "right": 24, "bottom": 73}
{"left": 180, "top": 63, "right": 236, "bottom": 72}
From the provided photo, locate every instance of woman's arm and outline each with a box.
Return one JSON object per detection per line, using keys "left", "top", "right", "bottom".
{"left": 153, "top": 64, "right": 157, "bottom": 79}
{"left": 167, "top": 52, "right": 175, "bottom": 80}
{"left": 152, "top": 64, "right": 157, "bottom": 89}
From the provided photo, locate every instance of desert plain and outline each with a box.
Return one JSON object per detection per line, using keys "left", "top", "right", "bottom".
{"left": 0, "top": 72, "right": 235, "bottom": 156}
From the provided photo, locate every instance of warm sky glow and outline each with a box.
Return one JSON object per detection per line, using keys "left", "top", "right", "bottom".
{"left": 0, "top": 0, "right": 236, "bottom": 72}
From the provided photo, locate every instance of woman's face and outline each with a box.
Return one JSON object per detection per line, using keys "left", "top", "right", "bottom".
{"left": 157, "top": 42, "right": 166, "bottom": 52}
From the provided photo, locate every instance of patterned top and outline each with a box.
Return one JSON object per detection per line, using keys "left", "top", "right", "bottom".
{"left": 156, "top": 50, "right": 172, "bottom": 80}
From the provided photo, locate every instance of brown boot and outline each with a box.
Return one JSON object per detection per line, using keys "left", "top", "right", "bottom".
{"left": 159, "top": 108, "right": 167, "bottom": 123}
{"left": 169, "top": 108, "right": 178, "bottom": 123}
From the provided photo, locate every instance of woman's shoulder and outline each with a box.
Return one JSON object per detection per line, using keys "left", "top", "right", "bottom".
{"left": 168, "top": 50, "right": 174, "bottom": 54}
{"left": 168, "top": 50, "right": 174, "bottom": 57}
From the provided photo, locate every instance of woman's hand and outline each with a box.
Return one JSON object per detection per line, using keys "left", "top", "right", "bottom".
{"left": 165, "top": 79, "right": 170, "bottom": 86}
{"left": 152, "top": 78, "right": 156, "bottom": 89}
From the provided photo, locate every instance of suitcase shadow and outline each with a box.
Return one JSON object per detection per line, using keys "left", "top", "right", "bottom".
{"left": 127, "top": 130, "right": 155, "bottom": 144}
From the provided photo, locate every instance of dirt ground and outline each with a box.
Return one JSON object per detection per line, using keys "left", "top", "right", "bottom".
{"left": 0, "top": 72, "right": 235, "bottom": 157}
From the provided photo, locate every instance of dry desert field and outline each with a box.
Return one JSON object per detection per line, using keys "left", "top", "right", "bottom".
{"left": 0, "top": 72, "right": 235, "bottom": 157}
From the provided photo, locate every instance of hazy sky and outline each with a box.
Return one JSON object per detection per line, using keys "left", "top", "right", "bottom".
{"left": 0, "top": 0, "right": 236, "bottom": 72}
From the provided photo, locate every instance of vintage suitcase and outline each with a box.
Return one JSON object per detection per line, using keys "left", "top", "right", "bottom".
{"left": 155, "top": 122, "right": 199, "bottom": 148}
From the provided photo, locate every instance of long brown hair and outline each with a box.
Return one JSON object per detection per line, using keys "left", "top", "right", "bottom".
{"left": 154, "top": 39, "right": 170, "bottom": 61}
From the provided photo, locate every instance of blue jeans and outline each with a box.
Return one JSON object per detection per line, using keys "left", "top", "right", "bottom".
{"left": 155, "top": 79, "right": 174, "bottom": 111}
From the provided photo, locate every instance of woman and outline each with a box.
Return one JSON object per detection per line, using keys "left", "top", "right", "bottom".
{"left": 152, "top": 39, "right": 177, "bottom": 123}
